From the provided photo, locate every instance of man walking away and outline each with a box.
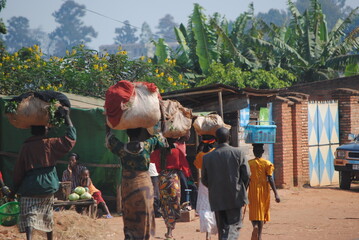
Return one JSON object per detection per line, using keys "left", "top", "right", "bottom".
{"left": 202, "top": 127, "right": 250, "bottom": 240}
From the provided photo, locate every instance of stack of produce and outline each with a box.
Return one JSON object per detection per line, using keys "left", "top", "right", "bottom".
{"left": 104, "top": 80, "right": 161, "bottom": 130}
{"left": 193, "top": 114, "right": 231, "bottom": 136}
{"left": 5, "top": 91, "right": 70, "bottom": 129}
{"left": 68, "top": 186, "right": 92, "bottom": 201}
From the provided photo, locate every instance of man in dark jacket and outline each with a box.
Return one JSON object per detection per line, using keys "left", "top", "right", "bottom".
{"left": 202, "top": 127, "right": 250, "bottom": 240}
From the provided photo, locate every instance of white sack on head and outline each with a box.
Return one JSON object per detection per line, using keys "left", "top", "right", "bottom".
{"left": 159, "top": 99, "right": 192, "bottom": 139}
{"left": 193, "top": 114, "right": 231, "bottom": 136}
{"left": 105, "top": 81, "right": 161, "bottom": 130}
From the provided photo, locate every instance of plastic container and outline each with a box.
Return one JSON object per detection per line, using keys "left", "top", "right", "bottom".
{"left": 245, "top": 121, "right": 276, "bottom": 144}
{"left": 0, "top": 201, "right": 20, "bottom": 226}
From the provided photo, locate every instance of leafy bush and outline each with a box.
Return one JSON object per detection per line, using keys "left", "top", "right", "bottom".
{"left": 0, "top": 45, "right": 190, "bottom": 97}
{"left": 197, "top": 62, "right": 297, "bottom": 89}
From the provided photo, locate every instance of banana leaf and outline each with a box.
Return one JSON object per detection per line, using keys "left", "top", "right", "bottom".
{"left": 211, "top": 19, "right": 254, "bottom": 68}
{"left": 153, "top": 38, "right": 170, "bottom": 64}
{"left": 191, "top": 3, "right": 218, "bottom": 74}
{"left": 174, "top": 27, "right": 191, "bottom": 65}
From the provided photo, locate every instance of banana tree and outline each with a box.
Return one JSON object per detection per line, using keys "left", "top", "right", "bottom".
{"left": 261, "top": 0, "right": 359, "bottom": 81}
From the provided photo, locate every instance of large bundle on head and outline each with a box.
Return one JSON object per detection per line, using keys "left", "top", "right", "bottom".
{"left": 193, "top": 114, "right": 231, "bottom": 136}
{"left": 104, "top": 80, "right": 161, "bottom": 130}
{"left": 160, "top": 99, "right": 193, "bottom": 139}
{"left": 5, "top": 91, "right": 70, "bottom": 129}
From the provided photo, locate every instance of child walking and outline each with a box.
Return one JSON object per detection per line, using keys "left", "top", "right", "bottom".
{"left": 248, "top": 144, "right": 280, "bottom": 240}
{"left": 80, "top": 168, "right": 113, "bottom": 219}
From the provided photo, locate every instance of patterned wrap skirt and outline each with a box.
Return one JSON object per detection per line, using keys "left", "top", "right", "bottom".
{"left": 159, "top": 169, "right": 181, "bottom": 229}
{"left": 122, "top": 170, "right": 155, "bottom": 240}
{"left": 19, "top": 194, "right": 54, "bottom": 233}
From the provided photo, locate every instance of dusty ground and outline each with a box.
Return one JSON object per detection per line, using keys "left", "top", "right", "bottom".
{"left": 1, "top": 183, "right": 358, "bottom": 240}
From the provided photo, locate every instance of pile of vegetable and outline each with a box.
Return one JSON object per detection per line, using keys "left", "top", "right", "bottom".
{"left": 68, "top": 186, "right": 92, "bottom": 201}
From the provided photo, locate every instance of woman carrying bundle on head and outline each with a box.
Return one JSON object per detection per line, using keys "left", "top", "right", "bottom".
{"left": 106, "top": 126, "right": 167, "bottom": 240}
{"left": 193, "top": 135, "right": 218, "bottom": 240}
{"left": 150, "top": 138, "right": 192, "bottom": 240}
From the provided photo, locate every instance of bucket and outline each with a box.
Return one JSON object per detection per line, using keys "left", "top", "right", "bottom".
{"left": 0, "top": 201, "right": 20, "bottom": 226}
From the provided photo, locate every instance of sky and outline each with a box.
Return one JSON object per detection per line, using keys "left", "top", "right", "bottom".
{"left": 1, "top": 0, "right": 358, "bottom": 50}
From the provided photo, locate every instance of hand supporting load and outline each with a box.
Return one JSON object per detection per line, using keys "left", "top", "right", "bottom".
{"left": 5, "top": 91, "right": 71, "bottom": 129}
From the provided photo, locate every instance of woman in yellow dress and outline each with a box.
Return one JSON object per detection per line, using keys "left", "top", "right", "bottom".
{"left": 248, "top": 144, "right": 280, "bottom": 240}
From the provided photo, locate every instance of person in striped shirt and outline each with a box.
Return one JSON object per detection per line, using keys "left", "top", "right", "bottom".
{"left": 248, "top": 144, "right": 280, "bottom": 240}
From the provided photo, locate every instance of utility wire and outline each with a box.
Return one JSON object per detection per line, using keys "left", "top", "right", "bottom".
{"left": 58, "top": 0, "right": 179, "bottom": 42}
{"left": 83, "top": 7, "right": 178, "bottom": 42}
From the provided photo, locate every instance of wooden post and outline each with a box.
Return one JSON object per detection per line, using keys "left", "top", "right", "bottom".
{"left": 116, "top": 185, "right": 122, "bottom": 213}
{"left": 218, "top": 90, "right": 224, "bottom": 119}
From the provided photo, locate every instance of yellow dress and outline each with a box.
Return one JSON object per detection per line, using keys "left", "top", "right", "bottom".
{"left": 248, "top": 157, "right": 274, "bottom": 222}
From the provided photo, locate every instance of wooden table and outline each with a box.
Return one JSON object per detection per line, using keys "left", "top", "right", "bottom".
{"left": 54, "top": 199, "right": 97, "bottom": 219}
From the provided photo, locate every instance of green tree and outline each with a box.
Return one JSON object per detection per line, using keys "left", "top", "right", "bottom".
{"left": 5, "top": 16, "right": 40, "bottom": 53}
{"left": 197, "top": 62, "right": 296, "bottom": 89}
{"left": 257, "top": 9, "right": 289, "bottom": 26}
{"left": 294, "top": 0, "right": 352, "bottom": 29}
{"left": 0, "top": 0, "right": 6, "bottom": 34}
{"left": 0, "top": 44, "right": 190, "bottom": 97}
{"left": 139, "top": 22, "right": 153, "bottom": 44}
{"left": 114, "top": 20, "right": 138, "bottom": 44}
{"left": 157, "top": 1, "right": 358, "bottom": 86}
{"left": 280, "top": 0, "right": 359, "bottom": 81}
{"left": 0, "top": 0, "right": 7, "bottom": 51}
{"left": 49, "top": 0, "right": 97, "bottom": 56}
{"left": 156, "top": 14, "right": 178, "bottom": 42}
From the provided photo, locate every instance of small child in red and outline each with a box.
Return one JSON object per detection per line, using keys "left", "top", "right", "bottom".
{"left": 80, "top": 168, "right": 112, "bottom": 219}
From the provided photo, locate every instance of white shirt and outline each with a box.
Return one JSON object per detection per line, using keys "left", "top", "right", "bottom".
{"left": 148, "top": 163, "right": 159, "bottom": 177}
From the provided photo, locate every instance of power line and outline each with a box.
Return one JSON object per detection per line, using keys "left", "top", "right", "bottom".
{"left": 83, "top": 6, "right": 178, "bottom": 42}
{"left": 58, "top": 0, "right": 178, "bottom": 42}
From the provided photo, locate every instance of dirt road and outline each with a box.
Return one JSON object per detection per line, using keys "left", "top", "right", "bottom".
{"left": 1, "top": 183, "right": 358, "bottom": 240}
{"left": 99, "top": 183, "right": 359, "bottom": 240}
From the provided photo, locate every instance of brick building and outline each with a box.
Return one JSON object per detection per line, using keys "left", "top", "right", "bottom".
{"left": 164, "top": 74, "right": 359, "bottom": 188}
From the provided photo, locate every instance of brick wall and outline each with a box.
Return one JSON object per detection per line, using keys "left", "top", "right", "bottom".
{"left": 332, "top": 89, "right": 359, "bottom": 144}
{"left": 273, "top": 99, "right": 294, "bottom": 188}
{"left": 272, "top": 96, "right": 309, "bottom": 188}
{"left": 300, "top": 101, "right": 309, "bottom": 185}
{"left": 292, "top": 100, "right": 309, "bottom": 186}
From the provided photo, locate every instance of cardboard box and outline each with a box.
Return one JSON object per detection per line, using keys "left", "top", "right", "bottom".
{"left": 178, "top": 209, "right": 197, "bottom": 222}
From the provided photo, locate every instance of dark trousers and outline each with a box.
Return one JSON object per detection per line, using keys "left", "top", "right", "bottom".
{"left": 215, "top": 207, "right": 243, "bottom": 240}
{"left": 151, "top": 176, "right": 161, "bottom": 217}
